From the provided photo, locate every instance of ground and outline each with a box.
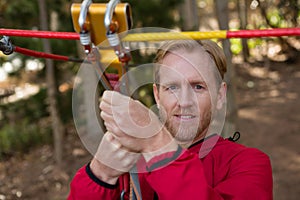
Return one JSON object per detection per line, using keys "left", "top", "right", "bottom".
{"left": 0, "top": 57, "right": 299, "bottom": 200}
{"left": 237, "top": 57, "right": 300, "bottom": 200}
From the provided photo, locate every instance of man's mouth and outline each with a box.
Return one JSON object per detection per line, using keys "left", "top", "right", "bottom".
{"left": 174, "top": 114, "right": 196, "bottom": 120}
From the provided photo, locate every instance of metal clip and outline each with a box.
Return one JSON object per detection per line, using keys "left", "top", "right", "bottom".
{"left": 104, "top": 0, "right": 131, "bottom": 64}
{"left": 0, "top": 36, "right": 14, "bottom": 55}
{"left": 104, "top": 0, "right": 120, "bottom": 30}
{"left": 79, "top": 0, "right": 92, "bottom": 54}
{"left": 120, "top": 190, "right": 125, "bottom": 200}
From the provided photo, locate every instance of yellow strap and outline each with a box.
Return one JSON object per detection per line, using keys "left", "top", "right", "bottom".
{"left": 122, "top": 31, "right": 227, "bottom": 41}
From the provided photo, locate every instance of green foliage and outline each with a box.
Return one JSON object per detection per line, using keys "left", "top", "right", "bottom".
{"left": 125, "top": 0, "right": 183, "bottom": 28}
{"left": 0, "top": 88, "right": 48, "bottom": 125}
{"left": 260, "top": 0, "right": 299, "bottom": 28}
{"left": 93, "top": 0, "right": 183, "bottom": 28}
{"left": 130, "top": 49, "right": 156, "bottom": 64}
{"left": 230, "top": 39, "right": 242, "bottom": 55}
{"left": 267, "top": 9, "right": 282, "bottom": 27}
{"left": 2, "top": 0, "right": 39, "bottom": 29}
{"left": 0, "top": 86, "right": 73, "bottom": 157}
{"left": 247, "top": 38, "right": 263, "bottom": 49}
{"left": 136, "top": 84, "right": 155, "bottom": 108}
{"left": 128, "top": 50, "right": 156, "bottom": 106}
{"left": 0, "top": 118, "right": 52, "bottom": 159}
{"left": 0, "top": 87, "right": 74, "bottom": 126}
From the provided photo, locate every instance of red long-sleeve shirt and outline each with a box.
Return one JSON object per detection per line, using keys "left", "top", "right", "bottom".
{"left": 68, "top": 134, "right": 273, "bottom": 199}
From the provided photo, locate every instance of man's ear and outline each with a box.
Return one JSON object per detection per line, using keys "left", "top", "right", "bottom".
{"left": 153, "top": 83, "right": 160, "bottom": 106}
{"left": 216, "top": 82, "right": 227, "bottom": 110}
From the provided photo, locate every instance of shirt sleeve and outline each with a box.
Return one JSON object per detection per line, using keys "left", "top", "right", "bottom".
{"left": 67, "top": 163, "right": 121, "bottom": 200}
{"left": 144, "top": 148, "right": 273, "bottom": 200}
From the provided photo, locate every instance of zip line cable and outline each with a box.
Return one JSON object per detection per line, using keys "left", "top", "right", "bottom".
{"left": 0, "top": 28, "right": 299, "bottom": 41}
{"left": 0, "top": 29, "right": 79, "bottom": 40}
{"left": 0, "top": 27, "right": 300, "bottom": 62}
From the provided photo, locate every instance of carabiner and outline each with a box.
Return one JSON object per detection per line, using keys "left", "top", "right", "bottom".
{"left": 78, "top": 0, "right": 92, "bottom": 54}
{"left": 104, "top": 0, "right": 131, "bottom": 64}
{"left": 104, "top": 0, "right": 120, "bottom": 30}
{"left": 120, "top": 190, "right": 125, "bottom": 200}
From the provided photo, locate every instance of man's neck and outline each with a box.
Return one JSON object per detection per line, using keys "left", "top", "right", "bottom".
{"left": 179, "top": 129, "right": 215, "bottom": 149}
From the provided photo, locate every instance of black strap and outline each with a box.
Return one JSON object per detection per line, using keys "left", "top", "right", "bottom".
{"left": 228, "top": 131, "right": 241, "bottom": 142}
{"left": 146, "top": 145, "right": 183, "bottom": 172}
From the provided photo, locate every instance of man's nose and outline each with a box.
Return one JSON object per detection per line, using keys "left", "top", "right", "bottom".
{"left": 177, "top": 86, "right": 194, "bottom": 108}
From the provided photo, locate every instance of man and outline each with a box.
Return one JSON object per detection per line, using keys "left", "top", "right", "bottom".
{"left": 68, "top": 40, "right": 273, "bottom": 199}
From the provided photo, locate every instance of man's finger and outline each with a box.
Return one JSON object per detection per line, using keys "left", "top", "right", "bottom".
{"left": 100, "top": 110, "right": 111, "bottom": 120}
{"left": 102, "top": 90, "right": 130, "bottom": 106}
{"left": 104, "top": 132, "right": 122, "bottom": 149}
{"left": 104, "top": 121, "right": 122, "bottom": 137}
{"left": 100, "top": 102, "right": 113, "bottom": 115}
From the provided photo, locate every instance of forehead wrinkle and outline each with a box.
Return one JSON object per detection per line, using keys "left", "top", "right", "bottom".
{"left": 160, "top": 58, "right": 211, "bottom": 82}
{"left": 163, "top": 48, "right": 215, "bottom": 74}
{"left": 164, "top": 49, "right": 211, "bottom": 68}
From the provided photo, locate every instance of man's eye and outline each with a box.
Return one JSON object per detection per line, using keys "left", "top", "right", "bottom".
{"left": 194, "top": 84, "right": 204, "bottom": 90}
{"left": 167, "top": 85, "right": 178, "bottom": 91}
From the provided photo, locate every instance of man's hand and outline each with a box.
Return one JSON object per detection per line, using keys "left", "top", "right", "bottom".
{"left": 100, "top": 91, "right": 177, "bottom": 156}
{"left": 100, "top": 91, "right": 163, "bottom": 152}
{"left": 90, "top": 132, "right": 140, "bottom": 185}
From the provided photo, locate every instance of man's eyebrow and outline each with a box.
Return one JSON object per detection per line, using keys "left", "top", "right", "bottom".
{"left": 159, "top": 81, "right": 179, "bottom": 86}
{"left": 189, "top": 79, "right": 207, "bottom": 86}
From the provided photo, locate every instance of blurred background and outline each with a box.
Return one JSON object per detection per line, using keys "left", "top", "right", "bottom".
{"left": 0, "top": 0, "right": 299, "bottom": 199}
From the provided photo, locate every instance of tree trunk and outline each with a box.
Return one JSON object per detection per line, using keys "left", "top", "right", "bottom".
{"left": 179, "top": 0, "right": 199, "bottom": 31}
{"left": 238, "top": 0, "right": 250, "bottom": 62}
{"left": 38, "top": 0, "right": 64, "bottom": 167}
{"left": 215, "top": 0, "right": 238, "bottom": 138}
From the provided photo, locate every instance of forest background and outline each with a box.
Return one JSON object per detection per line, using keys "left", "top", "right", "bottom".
{"left": 0, "top": 0, "right": 299, "bottom": 199}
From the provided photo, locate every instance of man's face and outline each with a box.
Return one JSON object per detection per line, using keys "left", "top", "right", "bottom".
{"left": 153, "top": 47, "right": 225, "bottom": 146}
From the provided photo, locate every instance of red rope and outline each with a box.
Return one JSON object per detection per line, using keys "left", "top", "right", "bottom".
{"left": 14, "top": 46, "right": 119, "bottom": 87}
{"left": 227, "top": 28, "right": 300, "bottom": 38}
{"left": 0, "top": 29, "right": 79, "bottom": 40}
{"left": 1, "top": 28, "right": 300, "bottom": 40}
{"left": 14, "top": 46, "right": 70, "bottom": 61}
